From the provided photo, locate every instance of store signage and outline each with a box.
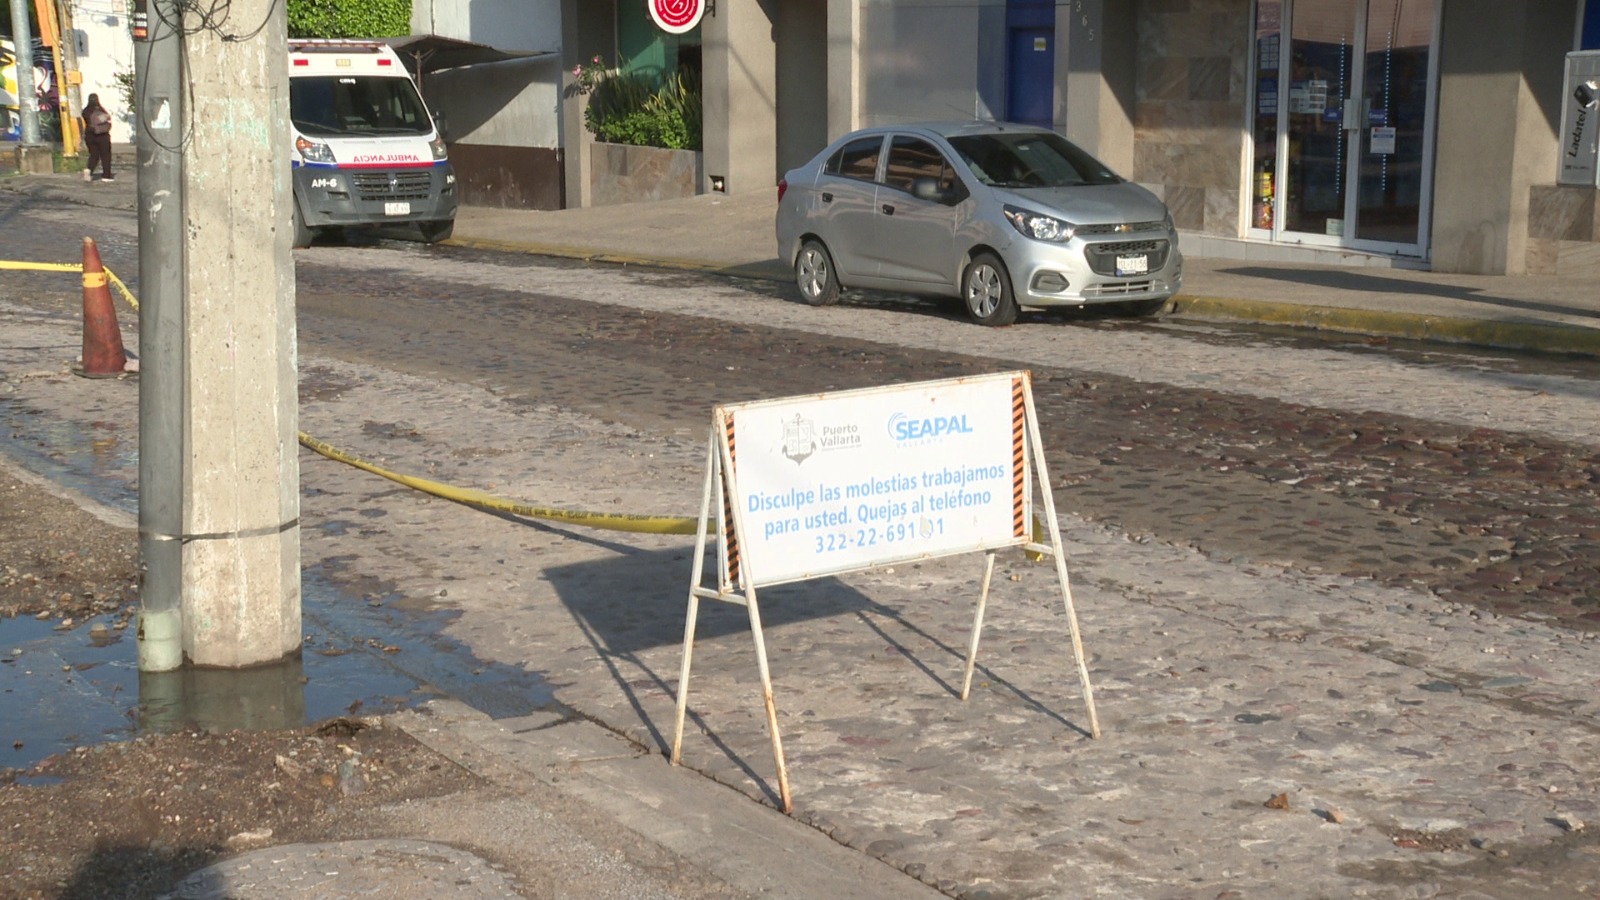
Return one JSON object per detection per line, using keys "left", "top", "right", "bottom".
{"left": 724, "top": 374, "right": 1025, "bottom": 587}
{"left": 1370, "top": 126, "right": 1396, "bottom": 156}
{"left": 1558, "top": 52, "right": 1600, "bottom": 187}
{"left": 649, "top": 0, "right": 706, "bottom": 35}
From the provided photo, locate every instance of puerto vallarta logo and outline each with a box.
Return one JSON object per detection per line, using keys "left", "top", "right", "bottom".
{"left": 781, "top": 414, "right": 816, "bottom": 465}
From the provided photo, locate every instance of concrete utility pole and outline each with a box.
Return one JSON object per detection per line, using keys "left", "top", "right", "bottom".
{"left": 134, "top": 0, "right": 301, "bottom": 671}
{"left": 133, "top": 0, "right": 185, "bottom": 671}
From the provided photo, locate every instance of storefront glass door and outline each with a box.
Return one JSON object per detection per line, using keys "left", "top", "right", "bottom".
{"left": 1250, "top": 0, "right": 1437, "bottom": 256}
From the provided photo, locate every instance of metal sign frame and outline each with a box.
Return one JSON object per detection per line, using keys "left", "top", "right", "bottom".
{"left": 670, "top": 371, "right": 1099, "bottom": 814}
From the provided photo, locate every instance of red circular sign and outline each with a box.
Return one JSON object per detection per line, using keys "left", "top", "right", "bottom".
{"left": 650, "top": 0, "right": 705, "bottom": 34}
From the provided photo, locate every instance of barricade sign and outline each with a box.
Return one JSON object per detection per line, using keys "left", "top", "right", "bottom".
{"left": 670, "top": 371, "right": 1100, "bottom": 814}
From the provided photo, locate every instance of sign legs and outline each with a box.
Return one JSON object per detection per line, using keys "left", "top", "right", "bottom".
{"left": 673, "top": 427, "right": 794, "bottom": 814}
{"left": 961, "top": 551, "right": 997, "bottom": 701}
{"left": 671, "top": 434, "right": 719, "bottom": 766}
{"left": 1022, "top": 388, "right": 1101, "bottom": 739}
{"left": 745, "top": 590, "right": 793, "bottom": 813}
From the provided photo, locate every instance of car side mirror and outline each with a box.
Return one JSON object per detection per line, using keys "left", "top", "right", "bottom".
{"left": 911, "top": 177, "right": 949, "bottom": 203}
{"left": 432, "top": 110, "right": 449, "bottom": 141}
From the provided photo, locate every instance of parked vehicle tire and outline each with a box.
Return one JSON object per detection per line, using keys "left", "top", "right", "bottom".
{"left": 291, "top": 201, "right": 316, "bottom": 249}
{"left": 795, "top": 239, "right": 842, "bottom": 306}
{"left": 963, "top": 252, "right": 1017, "bottom": 326}
{"left": 418, "top": 219, "right": 455, "bottom": 244}
{"left": 1110, "top": 297, "right": 1170, "bottom": 317}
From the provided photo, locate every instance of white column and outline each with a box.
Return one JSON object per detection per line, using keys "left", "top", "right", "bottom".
{"left": 703, "top": 0, "right": 777, "bottom": 195}
{"left": 180, "top": 0, "right": 302, "bottom": 666}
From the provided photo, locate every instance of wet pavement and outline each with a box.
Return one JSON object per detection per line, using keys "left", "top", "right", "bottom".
{"left": 0, "top": 512, "right": 548, "bottom": 774}
{"left": 3, "top": 172, "right": 1600, "bottom": 897}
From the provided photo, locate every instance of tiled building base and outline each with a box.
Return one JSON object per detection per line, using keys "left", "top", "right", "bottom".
{"left": 590, "top": 142, "right": 703, "bottom": 207}
{"left": 1526, "top": 185, "right": 1599, "bottom": 276}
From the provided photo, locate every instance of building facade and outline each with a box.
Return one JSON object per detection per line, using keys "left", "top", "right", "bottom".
{"left": 660, "top": 0, "right": 1600, "bottom": 276}
{"left": 410, "top": 0, "right": 566, "bottom": 209}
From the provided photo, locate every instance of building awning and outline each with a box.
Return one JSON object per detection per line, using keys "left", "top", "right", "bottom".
{"left": 383, "top": 34, "right": 552, "bottom": 76}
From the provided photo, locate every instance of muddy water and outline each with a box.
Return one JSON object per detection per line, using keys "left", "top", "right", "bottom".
{"left": 0, "top": 397, "right": 558, "bottom": 774}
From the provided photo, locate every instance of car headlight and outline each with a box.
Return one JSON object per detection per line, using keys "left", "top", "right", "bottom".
{"left": 295, "top": 136, "right": 335, "bottom": 164}
{"left": 1164, "top": 210, "right": 1176, "bottom": 233}
{"left": 429, "top": 137, "right": 448, "bottom": 161}
{"left": 1003, "top": 205, "right": 1077, "bottom": 243}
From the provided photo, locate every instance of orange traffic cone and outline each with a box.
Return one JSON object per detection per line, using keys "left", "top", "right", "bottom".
{"left": 77, "top": 237, "right": 129, "bottom": 378}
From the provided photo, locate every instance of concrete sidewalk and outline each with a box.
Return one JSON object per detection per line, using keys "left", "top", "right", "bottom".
{"left": 4, "top": 170, "right": 1599, "bottom": 356}
{"left": 154, "top": 701, "right": 947, "bottom": 900}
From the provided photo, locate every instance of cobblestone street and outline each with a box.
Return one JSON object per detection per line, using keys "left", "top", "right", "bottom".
{"left": 289, "top": 244, "right": 1600, "bottom": 633}
{"left": 5, "top": 197, "right": 1600, "bottom": 897}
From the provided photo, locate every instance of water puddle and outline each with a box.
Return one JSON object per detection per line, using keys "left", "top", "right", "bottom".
{"left": 1, "top": 593, "right": 406, "bottom": 773}
{"left": 1, "top": 396, "right": 560, "bottom": 775}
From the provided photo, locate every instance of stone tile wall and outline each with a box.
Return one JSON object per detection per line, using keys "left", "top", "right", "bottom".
{"left": 1132, "top": 0, "right": 1251, "bottom": 237}
{"left": 590, "top": 142, "right": 704, "bottom": 207}
{"left": 1526, "top": 184, "right": 1600, "bottom": 277}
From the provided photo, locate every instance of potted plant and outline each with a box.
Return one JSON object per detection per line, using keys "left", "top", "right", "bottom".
{"left": 574, "top": 56, "right": 703, "bottom": 204}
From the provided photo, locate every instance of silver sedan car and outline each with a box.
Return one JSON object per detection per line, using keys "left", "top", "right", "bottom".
{"left": 776, "top": 121, "right": 1182, "bottom": 326}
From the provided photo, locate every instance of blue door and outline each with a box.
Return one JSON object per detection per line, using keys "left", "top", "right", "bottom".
{"left": 1007, "top": 0, "right": 1056, "bottom": 126}
{"left": 1007, "top": 26, "right": 1055, "bottom": 127}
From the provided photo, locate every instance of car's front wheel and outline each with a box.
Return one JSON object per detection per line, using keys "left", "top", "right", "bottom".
{"left": 795, "top": 239, "right": 841, "bottom": 307}
{"left": 963, "top": 252, "right": 1018, "bottom": 326}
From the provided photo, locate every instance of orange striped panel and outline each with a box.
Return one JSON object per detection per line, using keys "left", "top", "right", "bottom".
{"left": 724, "top": 414, "right": 742, "bottom": 586}
{"left": 1012, "top": 376, "right": 1026, "bottom": 537}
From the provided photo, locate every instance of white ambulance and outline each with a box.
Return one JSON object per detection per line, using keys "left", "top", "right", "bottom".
{"left": 288, "top": 40, "right": 457, "bottom": 247}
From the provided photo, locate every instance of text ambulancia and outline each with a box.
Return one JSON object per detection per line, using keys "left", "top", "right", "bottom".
{"left": 288, "top": 40, "right": 457, "bottom": 247}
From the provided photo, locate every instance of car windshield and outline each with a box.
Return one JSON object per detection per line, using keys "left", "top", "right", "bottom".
{"left": 947, "top": 132, "right": 1122, "bottom": 188}
{"left": 290, "top": 75, "right": 431, "bottom": 137}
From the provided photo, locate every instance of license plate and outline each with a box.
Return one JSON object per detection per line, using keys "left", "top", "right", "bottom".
{"left": 384, "top": 201, "right": 411, "bottom": 216}
{"left": 1115, "top": 254, "right": 1149, "bottom": 276}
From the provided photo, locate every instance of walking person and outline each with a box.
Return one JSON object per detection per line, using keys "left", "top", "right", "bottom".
{"left": 80, "top": 93, "right": 115, "bottom": 183}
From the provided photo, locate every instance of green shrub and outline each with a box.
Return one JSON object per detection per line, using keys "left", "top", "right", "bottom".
{"left": 287, "top": 0, "right": 410, "bottom": 38}
{"left": 53, "top": 149, "right": 86, "bottom": 174}
{"left": 113, "top": 69, "right": 136, "bottom": 112}
{"left": 578, "top": 63, "right": 701, "bottom": 152}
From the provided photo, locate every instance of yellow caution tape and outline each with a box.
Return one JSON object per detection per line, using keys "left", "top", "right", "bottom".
{"left": 0, "top": 261, "right": 82, "bottom": 272}
{"left": 1, "top": 259, "right": 138, "bottom": 311}
{"left": 297, "top": 432, "right": 702, "bottom": 536}
{"left": 106, "top": 269, "right": 139, "bottom": 311}
{"left": 82, "top": 271, "right": 108, "bottom": 288}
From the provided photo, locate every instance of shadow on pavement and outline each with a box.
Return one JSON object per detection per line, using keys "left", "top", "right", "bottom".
{"left": 1217, "top": 265, "right": 1600, "bottom": 321}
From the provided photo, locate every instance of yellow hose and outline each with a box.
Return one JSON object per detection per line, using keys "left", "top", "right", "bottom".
{"left": 297, "top": 433, "right": 701, "bottom": 535}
